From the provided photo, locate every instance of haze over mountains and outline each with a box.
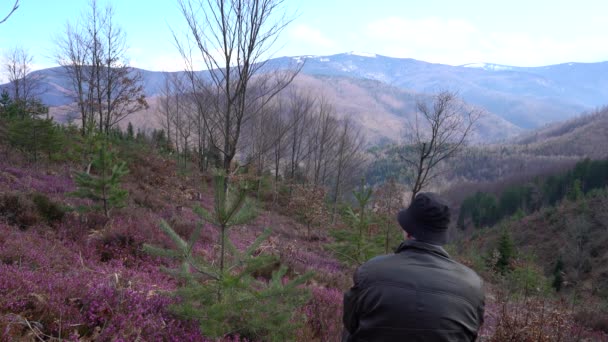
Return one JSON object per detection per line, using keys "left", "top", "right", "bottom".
{"left": 10, "top": 52, "right": 608, "bottom": 144}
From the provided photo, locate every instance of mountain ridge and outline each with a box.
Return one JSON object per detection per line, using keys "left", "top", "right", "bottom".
{"left": 4, "top": 52, "right": 607, "bottom": 144}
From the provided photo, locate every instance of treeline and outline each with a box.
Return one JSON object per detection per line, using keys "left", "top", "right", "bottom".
{"left": 367, "top": 142, "right": 579, "bottom": 190}
{"left": 0, "top": 89, "right": 64, "bottom": 162}
{"left": 458, "top": 158, "right": 608, "bottom": 229}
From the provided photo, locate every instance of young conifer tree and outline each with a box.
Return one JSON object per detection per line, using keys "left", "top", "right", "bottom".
{"left": 328, "top": 181, "right": 384, "bottom": 266}
{"left": 8, "top": 116, "right": 63, "bottom": 162}
{"left": 144, "top": 171, "right": 313, "bottom": 341}
{"left": 71, "top": 137, "right": 128, "bottom": 217}
{"left": 496, "top": 228, "right": 515, "bottom": 274}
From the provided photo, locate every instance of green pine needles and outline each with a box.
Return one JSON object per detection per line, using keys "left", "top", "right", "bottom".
{"left": 71, "top": 137, "right": 129, "bottom": 217}
{"left": 328, "top": 181, "right": 384, "bottom": 266}
{"left": 144, "top": 171, "right": 313, "bottom": 341}
{"left": 496, "top": 228, "right": 515, "bottom": 274}
{"left": 8, "top": 116, "right": 63, "bottom": 162}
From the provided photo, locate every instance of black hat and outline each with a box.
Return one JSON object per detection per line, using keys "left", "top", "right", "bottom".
{"left": 397, "top": 192, "right": 451, "bottom": 245}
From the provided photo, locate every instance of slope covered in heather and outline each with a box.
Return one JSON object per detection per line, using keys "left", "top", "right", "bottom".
{"left": 0, "top": 141, "right": 346, "bottom": 341}
{"left": 1, "top": 128, "right": 606, "bottom": 341}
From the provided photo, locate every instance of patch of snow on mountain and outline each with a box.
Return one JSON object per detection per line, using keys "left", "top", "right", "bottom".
{"left": 462, "top": 63, "right": 487, "bottom": 68}
{"left": 461, "top": 63, "right": 513, "bottom": 71}
{"left": 292, "top": 55, "right": 317, "bottom": 63}
{"left": 349, "top": 51, "right": 377, "bottom": 58}
{"left": 319, "top": 57, "right": 330, "bottom": 62}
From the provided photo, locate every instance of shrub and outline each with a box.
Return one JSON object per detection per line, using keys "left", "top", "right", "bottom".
{"left": 505, "top": 263, "right": 550, "bottom": 296}
{"left": 575, "top": 308, "right": 608, "bottom": 334}
{"left": 297, "top": 287, "right": 343, "bottom": 341}
{"left": 0, "top": 193, "right": 41, "bottom": 229}
{"left": 288, "top": 184, "right": 329, "bottom": 239}
{"left": 492, "top": 297, "right": 568, "bottom": 341}
{"left": 31, "top": 192, "right": 65, "bottom": 223}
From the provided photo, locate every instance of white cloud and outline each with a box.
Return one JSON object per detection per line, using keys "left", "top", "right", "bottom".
{"left": 360, "top": 16, "right": 608, "bottom": 66}
{"left": 290, "top": 24, "right": 335, "bottom": 49}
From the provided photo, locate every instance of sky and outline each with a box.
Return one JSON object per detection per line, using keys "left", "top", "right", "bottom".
{"left": 0, "top": 0, "right": 607, "bottom": 75}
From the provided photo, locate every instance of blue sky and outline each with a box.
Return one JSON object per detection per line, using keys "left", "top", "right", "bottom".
{"left": 1, "top": 0, "right": 607, "bottom": 74}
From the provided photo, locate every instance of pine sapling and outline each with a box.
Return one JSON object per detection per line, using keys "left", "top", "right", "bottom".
{"left": 328, "top": 180, "right": 383, "bottom": 266}
{"left": 71, "top": 138, "right": 128, "bottom": 217}
{"left": 144, "top": 171, "right": 313, "bottom": 341}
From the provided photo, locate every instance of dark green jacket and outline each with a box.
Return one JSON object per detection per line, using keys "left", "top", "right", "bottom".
{"left": 342, "top": 240, "right": 485, "bottom": 342}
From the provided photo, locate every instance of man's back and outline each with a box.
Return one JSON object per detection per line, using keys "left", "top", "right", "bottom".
{"left": 343, "top": 240, "right": 485, "bottom": 342}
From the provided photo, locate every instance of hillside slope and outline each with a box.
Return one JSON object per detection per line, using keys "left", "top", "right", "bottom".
{"left": 288, "top": 74, "right": 522, "bottom": 143}
{"left": 513, "top": 107, "right": 608, "bottom": 159}
{"left": 41, "top": 72, "right": 523, "bottom": 144}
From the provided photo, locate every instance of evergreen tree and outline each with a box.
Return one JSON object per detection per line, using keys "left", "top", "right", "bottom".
{"left": 567, "top": 179, "right": 583, "bottom": 201}
{"left": 71, "top": 138, "right": 129, "bottom": 217}
{"left": 0, "top": 89, "right": 11, "bottom": 116}
{"left": 552, "top": 256, "right": 564, "bottom": 292}
{"left": 496, "top": 228, "right": 515, "bottom": 274}
{"left": 126, "top": 121, "right": 134, "bottom": 140}
{"left": 144, "top": 171, "right": 312, "bottom": 341}
{"left": 152, "top": 129, "right": 168, "bottom": 151}
{"left": 328, "top": 181, "right": 384, "bottom": 266}
{"left": 7, "top": 116, "right": 63, "bottom": 162}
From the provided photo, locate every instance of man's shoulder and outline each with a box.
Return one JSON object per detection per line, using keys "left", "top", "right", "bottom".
{"left": 356, "top": 251, "right": 483, "bottom": 290}
{"left": 452, "top": 259, "right": 484, "bottom": 289}
{"left": 357, "top": 253, "right": 402, "bottom": 274}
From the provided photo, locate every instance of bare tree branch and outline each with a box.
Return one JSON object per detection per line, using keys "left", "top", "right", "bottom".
{"left": 174, "top": 0, "right": 299, "bottom": 184}
{"left": 0, "top": 0, "right": 19, "bottom": 24}
{"left": 54, "top": 0, "right": 147, "bottom": 136}
{"left": 401, "top": 90, "right": 481, "bottom": 202}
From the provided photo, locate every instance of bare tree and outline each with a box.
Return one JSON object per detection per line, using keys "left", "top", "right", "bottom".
{"left": 3, "top": 47, "right": 45, "bottom": 112}
{"left": 270, "top": 101, "right": 287, "bottom": 185}
{"left": 286, "top": 88, "right": 315, "bottom": 183}
{"left": 55, "top": 0, "right": 147, "bottom": 136}
{"left": 400, "top": 90, "right": 480, "bottom": 202}
{"left": 157, "top": 73, "right": 177, "bottom": 151}
{"left": 175, "top": 0, "right": 300, "bottom": 184}
{"left": 374, "top": 179, "right": 406, "bottom": 253}
{"left": 98, "top": 4, "right": 148, "bottom": 133}
{"left": 0, "top": 0, "right": 18, "bottom": 24}
{"left": 56, "top": 22, "right": 94, "bottom": 135}
{"left": 307, "top": 97, "right": 338, "bottom": 186}
{"left": 331, "top": 118, "right": 365, "bottom": 221}
{"left": 189, "top": 87, "right": 212, "bottom": 171}
{"left": 158, "top": 72, "right": 196, "bottom": 167}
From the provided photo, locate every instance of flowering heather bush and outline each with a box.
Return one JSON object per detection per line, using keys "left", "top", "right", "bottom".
{"left": 0, "top": 223, "right": 207, "bottom": 340}
{"left": 0, "top": 163, "right": 74, "bottom": 194}
{"left": 297, "top": 286, "right": 344, "bottom": 341}
{"left": 485, "top": 292, "right": 608, "bottom": 342}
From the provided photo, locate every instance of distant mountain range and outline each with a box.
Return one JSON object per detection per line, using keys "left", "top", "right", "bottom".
{"left": 286, "top": 52, "right": 608, "bottom": 129}
{"left": 5, "top": 52, "right": 608, "bottom": 144}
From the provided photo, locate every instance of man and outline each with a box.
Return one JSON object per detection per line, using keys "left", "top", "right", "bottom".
{"left": 342, "top": 192, "right": 485, "bottom": 341}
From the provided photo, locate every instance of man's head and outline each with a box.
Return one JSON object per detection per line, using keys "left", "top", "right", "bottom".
{"left": 397, "top": 192, "right": 451, "bottom": 245}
